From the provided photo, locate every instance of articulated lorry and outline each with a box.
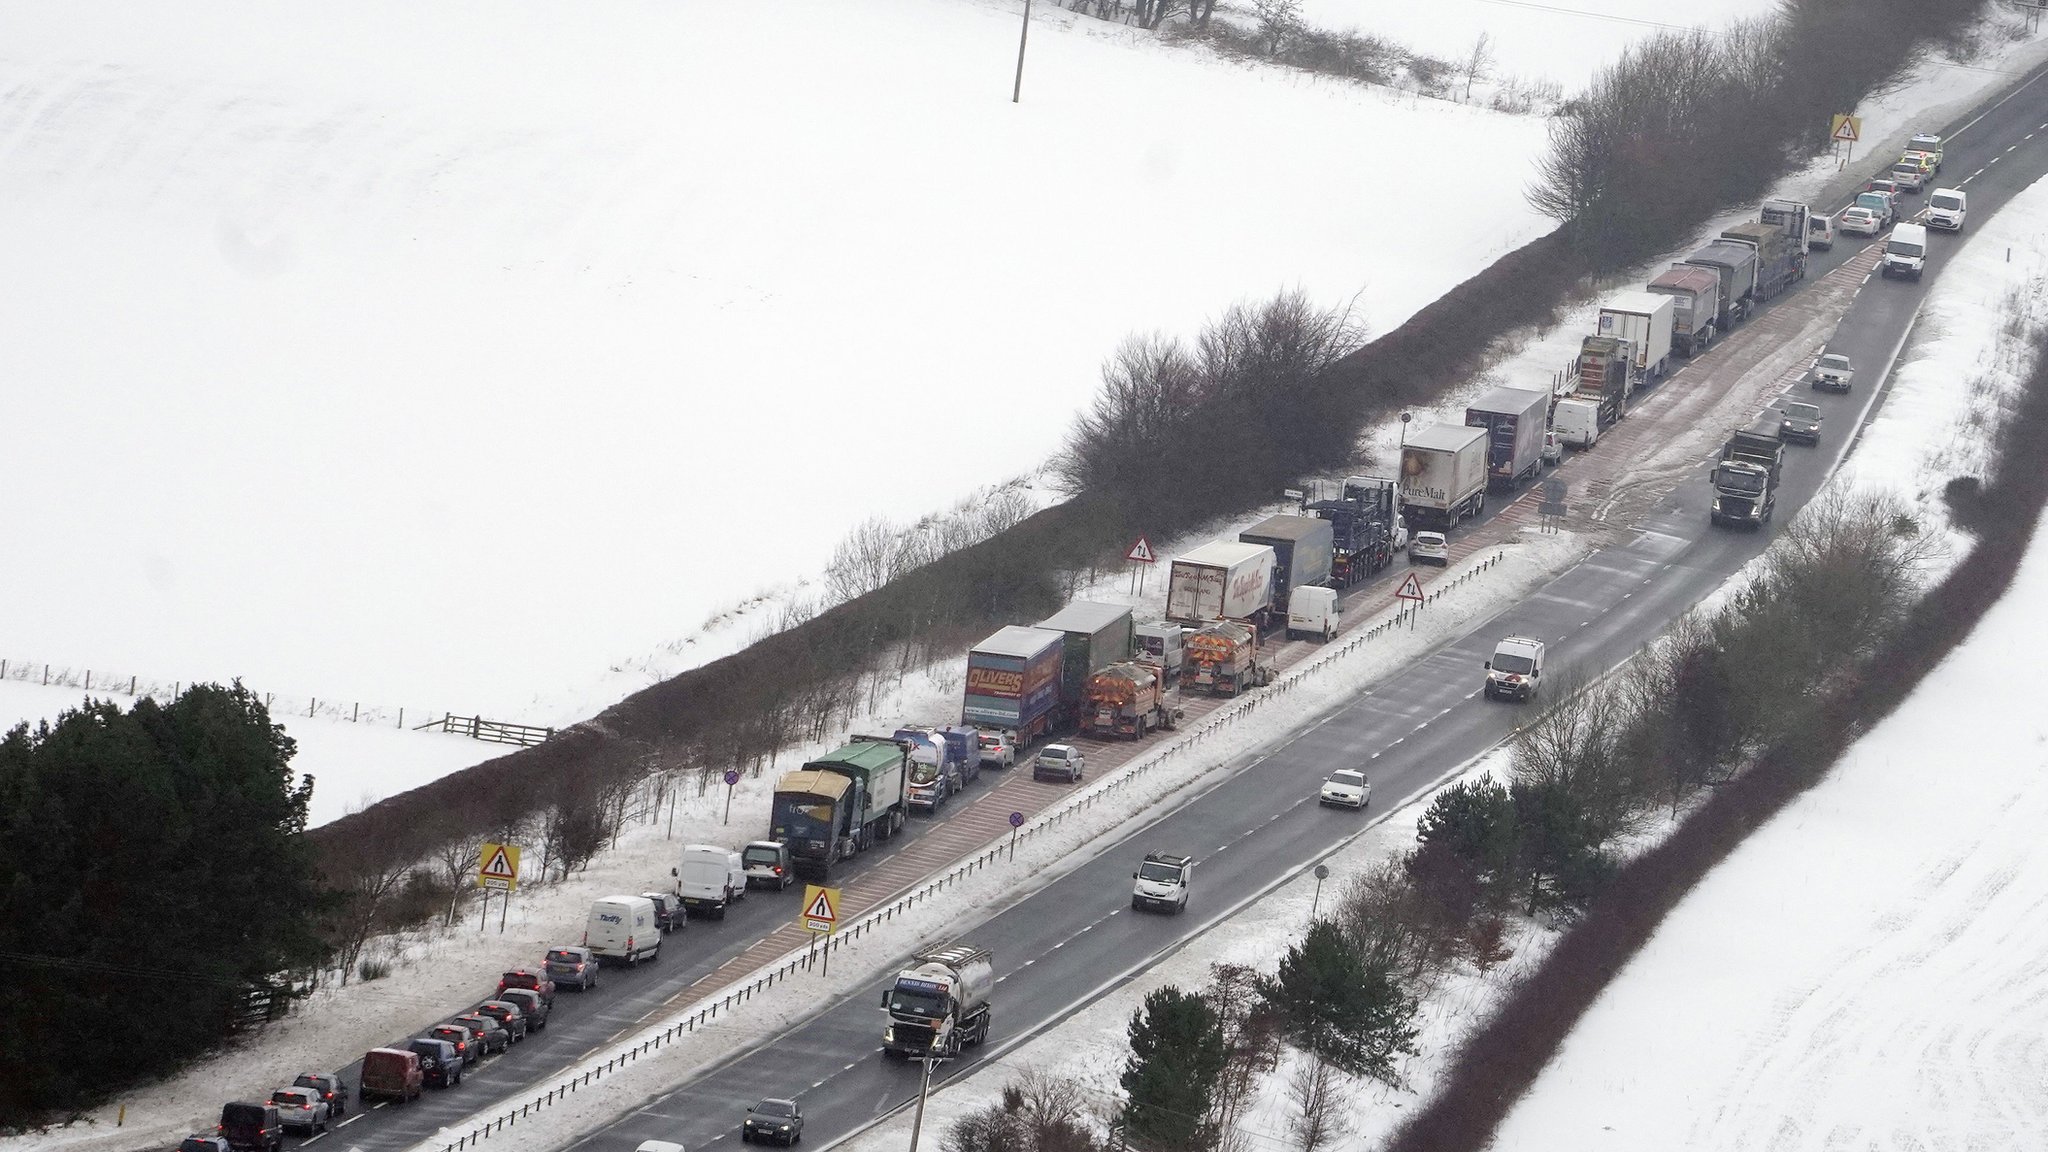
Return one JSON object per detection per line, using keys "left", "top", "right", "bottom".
{"left": 1034, "top": 601, "right": 1134, "bottom": 732}
{"left": 1759, "top": 198, "right": 1812, "bottom": 260}
{"left": 1720, "top": 221, "right": 1800, "bottom": 304}
{"left": 881, "top": 944, "right": 994, "bottom": 1058}
{"left": 1464, "top": 386, "right": 1550, "bottom": 492}
{"left": 1303, "top": 475, "right": 1404, "bottom": 586}
{"left": 1682, "top": 241, "right": 1759, "bottom": 331}
{"left": 1238, "top": 514, "right": 1334, "bottom": 616}
{"left": 962, "top": 626, "right": 1064, "bottom": 745}
{"left": 1574, "top": 335, "right": 1634, "bottom": 429}
{"left": 1398, "top": 424, "right": 1489, "bottom": 531}
{"left": 1645, "top": 265, "right": 1722, "bottom": 357}
{"left": 1084, "top": 662, "right": 1178, "bottom": 739}
{"left": 1596, "top": 292, "right": 1676, "bottom": 386}
{"left": 770, "top": 735, "right": 910, "bottom": 882}
{"left": 1166, "top": 542, "right": 1278, "bottom": 626}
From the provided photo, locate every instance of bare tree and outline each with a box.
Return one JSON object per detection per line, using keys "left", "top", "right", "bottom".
{"left": 323, "top": 831, "right": 415, "bottom": 985}
{"left": 1252, "top": 0, "right": 1303, "bottom": 56}
{"left": 823, "top": 516, "right": 902, "bottom": 604}
{"left": 1461, "top": 32, "right": 1493, "bottom": 100}
{"left": 429, "top": 826, "right": 491, "bottom": 926}
{"left": 1287, "top": 1051, "right": 1344, "bottom": 1151}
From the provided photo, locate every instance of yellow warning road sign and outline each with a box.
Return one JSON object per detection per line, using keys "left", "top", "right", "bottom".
{"left": 801, "top": 884, "right": 841, "bottom": 933}
{"left": 477, "top": 842, "right": 521, "bottom": 891}
{"left": 1830, "top": 114, "right": 1862, "bottom": 143}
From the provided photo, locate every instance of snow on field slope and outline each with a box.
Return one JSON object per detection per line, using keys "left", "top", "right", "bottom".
{"left": 0, "top": 0, "right": 1552, "bottom": 736}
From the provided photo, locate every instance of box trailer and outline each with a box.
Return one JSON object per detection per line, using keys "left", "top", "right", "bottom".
{"left": 1463, "top": 386, "right": 1550, "bottom": 492}
{"left": 1399, "top": 424, "right": 1490, "bottom": 531}
{"left": 1645, "top": 264, "right": 1722, "bottom": 357}
{"left": 961, "top": 625, "right": 1065, "bottom": 743}
{"left": 1595, "top": 291, "right": 1675, "bottom": 386}
{"left": 1237, "top": 515, "right": 1333, "bottom": 618}
{"left": 1034, "top": 601, "right": 1135, "bottom": 731}
{"left": 1166, "top": 541, "right": 1277, "bottom": 625}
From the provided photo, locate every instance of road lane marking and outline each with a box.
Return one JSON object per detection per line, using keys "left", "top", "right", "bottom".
{"left": 302, "top": 1136, "right": 326, "bottom": 1146}
{"left": 337, "top": 1118, "right": 361, "bottom": 1128}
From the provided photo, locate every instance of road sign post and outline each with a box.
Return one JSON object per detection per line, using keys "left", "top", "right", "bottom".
{"left": 1126, "top": 535, "right": 1156, "bottom": 595}
{"left": 723, "top": 768, "right": 741, "bottom": 825}
{"left": 801, "top": 884, "right": 842, "bottom": 976}
{"left": 1008, "top": 810, "right": 1025, "bottom": 860}
{"left": 1394, "top": 571, "right": 1426, "bottom": 628}
{"left": 1830, "top": 113, "right": 1862, "bottom": 167}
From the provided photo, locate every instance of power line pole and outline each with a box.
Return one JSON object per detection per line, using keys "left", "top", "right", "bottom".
{"left": 1012, "top": 0, "right": 1032, "bottom": 103}
{"left": 906, "top": 1054, "right": 948, "bottom": 1152}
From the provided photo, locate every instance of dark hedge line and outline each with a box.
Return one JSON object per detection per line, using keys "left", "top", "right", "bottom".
{"left": 1382, "top": 311, "right": 2048, "bottom": 1151}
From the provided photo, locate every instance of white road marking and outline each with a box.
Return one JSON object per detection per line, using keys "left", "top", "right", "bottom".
{"left": 302, "top": 1136, "right": 326, "bottom": 1146}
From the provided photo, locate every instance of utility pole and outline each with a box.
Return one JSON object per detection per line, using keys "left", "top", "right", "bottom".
{"left": 1012, "top": 0, "right": 1032, "bottom": 103}
{"left": 906, "top": 1053, "right": 948, "bottom": 1152}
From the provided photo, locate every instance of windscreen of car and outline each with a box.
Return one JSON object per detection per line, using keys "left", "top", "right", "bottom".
{"left": 1329, "top": 771, "right": 1365, "bottom": 788}
{"left": 1820, "top": 356, "right": 1851, "bottom": 371}
{"left": 1139, "top": 861, "right": 1183, "bottom": 882}
{"left": 753, "top": 1101, "right": 797, "bottom": 1118}
{"left": 546, "top": 949, "right": 583, "bottom": 965}
{"left": 1856, "top": 193, "right": 1889, "bottom": 212}
{"left": 1492, "top": 652, "right": 1536, "bottom": 675}
{"left": 743, "top": 846, "right": 782, "bottom": 866}
{"left": 1931, "top": 193, "right": 1963, "bottom": 212}
{"left": 1786, "top": 404, "right": 1820, "bottom": 421}
{"left": 270, "top": 1091, "right": 302, "bottom": 1107}
{"left": 1885, "top": 238, "right": 1924, "bottom": 258}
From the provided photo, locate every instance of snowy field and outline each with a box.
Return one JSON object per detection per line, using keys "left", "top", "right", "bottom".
{"left": 0, "top": 0, "right": 1566, "bottom": 739}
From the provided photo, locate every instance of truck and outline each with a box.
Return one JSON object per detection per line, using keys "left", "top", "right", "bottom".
{"left": 1084, "top": 662, "right": 1178, "bottom": 739}
{"left": 1720, "top": 221, "right": 1799, "bottom": 303}
{"left": 1398, "top": 424, "right": 1489, "bottom": 531}
{"left": 1573, "top": 335, "right": 1633, "bottom": 429}
{"left": 1034, "top": 601, "right": 1135, "bottom": 731}
{"left": 1184, "top": 619, "right": 1271, "bottom": 696}
{"left": 1238, "top": 514, "right": 1333, "bottom": 615}
{"left": 1721, "top": 415, "right": 1786, "bottom": 481}
{"left": 961, "top": 625, "right": 1065, "bottom": 744}
{"left": 1303, "top": 475, "right": 1405, "bottom": 586}
{"left": 1709, "top": 457, "right": 1776, "bottom": 529}
{"left": 1681, "top": 241, "right": 1759, "bottom": 331}
{"left": 895, "top": 726, "right": 974, "bottom": 813}
{"left": 1134, "top": 621, "right": 1186, "bottom": 683}
{"left": 1759, "top": 198, "right": 1813, "bottom": 257}
{"left": 769, "top": 735, "right": 910, "bottom": 881}
{"left": 1595, "top": 292, "right": 1676, "bottom": 386}
{"left": 881, "top": 944, "right": 994, "bottom": 1058}
{"left": 1166, "top": 541, "right": 1278, "bottom": 626}
{"left": 1463, "top": 386, "right": 1550, "bottom": 492}
{"left": 1645, "top": 264, "right": 1722, "bottom": 357}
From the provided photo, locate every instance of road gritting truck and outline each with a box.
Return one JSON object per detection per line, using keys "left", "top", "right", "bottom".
{"left": 1034, "top": 601, "right": 1135, "bottom": 733}
{"left": 881, "top": 944, "right": 994, "bottom": 1058}
{"left": 1084, "top": 662, "right": 1179, "bottom": 740}
{"left": 1302, "top": 475, "right": 1405, "bottom": 586}
{"left": 1185, "top": 620, "right": 1271, "bottom": 696}
{"left": 770, "top": 736, "right": 910, "bottom": 882}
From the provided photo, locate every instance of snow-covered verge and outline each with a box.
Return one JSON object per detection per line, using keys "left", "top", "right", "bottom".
{"left": 0, "top": 531, "right": 1582, "bottom": 1152}
{"left": 828, "top": 170, "right": 2048, "bottom": 1152}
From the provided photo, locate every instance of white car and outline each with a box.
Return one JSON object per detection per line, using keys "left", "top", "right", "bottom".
{"left": 1811, "top": 353, "right": 1854, "bottom": 394}
{"left": 1318, "top": 769, "right": 1371, "bottom": 809}
{"left": 1835, "top": 206, "right": 1881, "bottom": 237}
{"left": 1410, "top": 531, "right": 1449, "bottom": 566}
{"left": 975, "top": 729, "right": 1016, "bottom": 769}
{"left": 1033, "top": 743, "right": 1085, "bottom": 783}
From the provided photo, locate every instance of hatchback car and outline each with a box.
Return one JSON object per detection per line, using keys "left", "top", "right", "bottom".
{"left": 1318, "top": 769, "right": 1371, "bottom": 810}
{"left": 290, "top": 1073, "right": 348, "bottom": 1119}
{"left": 498, "top": 987, "right": 551, "bottom": 1031}
{"left": 640, "top": 892, "right": 688, "bottom": 934}
{"left": 498, "top": 968, "right": 556, "bottom": 1005}
{"left": 474, "top": 1000, "right": 529, "bottom": 1042}
{"left": 427, "top": 1023, "right": 481, "bottom": 1065}
{"left": 742, "top": 1098, "right": 805, "bottom": 1145}
{"left": 976, "top": 729, "right": 1016, "bottom": 769}
{"left": 1033, "top": 744, "right": 1085, "bottom": 783}
{"left": 544, "top": 946, "right": 600, "bottom": 992}
{"left": 1779, "top": 401, "right": 1823, "bottom": 445}
{"left": 450, "top": 1013, "right": 511, "bottom": 1054}
{"left": 268, "top": 1088, "right": 328, "bottom": 1135}
{"left": 1811, "top": 353, "right": 1855, "bottom": 394}
{"left": 1835, "top": 206, "right": 1881, "bottom": 237}
{"left": 1410, "top": 531, "right": 1449, "bottom": 566}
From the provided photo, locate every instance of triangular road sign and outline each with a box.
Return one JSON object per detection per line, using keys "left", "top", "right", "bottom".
{"left": 1394, "top": 572, "right": 1426, "bottom": 602}
{"left": 804, "top": 886, "right": 838, "bottom": 924}
{"left": 1126, "top": 535, "right": 1157, "bottom": 564}
{"left": 1830, "top": 113, "right": 1860, "bottom": 143}
{"left": 479, "top": 845, "right": 516, "bottom": 880}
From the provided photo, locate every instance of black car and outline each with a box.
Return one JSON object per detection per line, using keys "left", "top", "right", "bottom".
{"left": 179, "top": 1136, "right": 231, "bottom": 1152}
{"left": 450, "top": 1013, "right": 510, "bottom": 1055}
{"left": 497, "top": 987, "right": 551, "bottom": 1032}
{"left": 428, "top": 1023, "right": 482, "bottom": 1065}
{"left": 290, "top": 1073, "right": 349, "bottom": 1119}
{"left": 474, "top": 1000, "right": 529, "bottom": 1042}
{"left": 641, "top": 891, "right": 687, "bottom": 933}
{"left": 217, "top": 1103, "right": 283, "bottom": 1152}
{"left": 742, "top": 1098, "right": 804, "bottom": 1145}
{"left": 404, "top": 1037, "right": 463, "bottom": 1088}
{"left": 544, "top": 946, "right": 599, "bottom": 992}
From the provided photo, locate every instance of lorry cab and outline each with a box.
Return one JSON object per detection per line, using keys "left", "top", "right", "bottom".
{"left": 1131, "top": 852, "right": 1193, "bottom": 914}
{"left": 674, "top": 846, "right": 747, "bottom": 919}
{"left": 1135, "top": 621, "right": 1187, "bottom": 683}
{"left": 1881, "top": 223, "right": 1927, "bottom": 281}
{"left": 1285, "top": 586, "right": 1340, "bottom": 642}
{"left": 1484, "top": 637, "right": 1546, "bottom": 701}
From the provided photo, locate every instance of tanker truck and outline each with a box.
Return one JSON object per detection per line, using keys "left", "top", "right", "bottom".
{"left": 881, "top": 943, "right": 994, "bottom": 1058}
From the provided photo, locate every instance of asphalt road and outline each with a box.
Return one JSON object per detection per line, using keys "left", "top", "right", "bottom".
{"left": 551, "top": 61, "right": 2048, "bottom": 1152}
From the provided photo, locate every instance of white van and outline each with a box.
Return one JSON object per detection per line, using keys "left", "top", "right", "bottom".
{"left": 1134, "top": 621, "right": 1187, "bottom": 682}
{"left": 584, "top": 895, "right": 660, "bottom": 966}
{"left": 1806, "top": 213, "right": 1834, "bottom": 251}
{"left": 1880, "top": 222, "right": 1927, "bottom": 281}
{"left": 1552, "top": 398, "right": 1601, "bottom": 448}
{"left": 1926, "top": 188, "right": 1966, "bottom": 232}
{"left": 674, "top": 844, "right": 747, "bottom": 919}
{"left": 1285, "top": 586, "right": 1340, "bottom": 642}
{"left": 1484, "top": 636, "right": 1546, "bottom": 702}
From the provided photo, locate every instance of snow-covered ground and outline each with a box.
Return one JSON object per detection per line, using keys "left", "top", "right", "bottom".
{"left": 0, "top": 0, "right": 1562, "bottom": 740}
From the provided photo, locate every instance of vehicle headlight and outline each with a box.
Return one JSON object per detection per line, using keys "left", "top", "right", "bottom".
{"left": 884, "top": 1026, "right": 895, "bottom": 1042}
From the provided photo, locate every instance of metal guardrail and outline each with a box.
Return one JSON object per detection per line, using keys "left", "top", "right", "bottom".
{"left": 426, "top": 551, "right": 1512, "bottom": 1152}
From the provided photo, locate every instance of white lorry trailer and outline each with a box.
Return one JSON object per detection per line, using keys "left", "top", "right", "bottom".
{"left": 1399, "top": 424, "right": 1489, "bottom": 531}
{"left": 880, "top": 943, "right": 994, "bottom": 1058}
{"left": 1595, "top": 291, "right": 1676, "bottom": 388}
{"left": 1165, "top": 541, "right": 1278, "bottom": 626}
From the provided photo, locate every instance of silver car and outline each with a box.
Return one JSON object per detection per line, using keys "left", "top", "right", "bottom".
{"left": 1033, "top": 744, "right": 1085, "bottom": 783}
{"left": 268, "top": 1088, "right": 329, "bottom": 1135}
